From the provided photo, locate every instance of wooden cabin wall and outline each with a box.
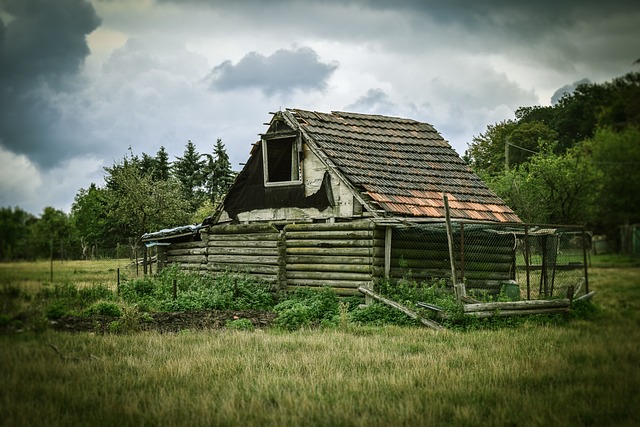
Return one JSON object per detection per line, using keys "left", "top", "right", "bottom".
{"left": 165, "top": 224, "right": 282, "bottom": 284}
{"left": 204, "top": 223, "right": 282, "bottom": 285}
{"left": 389, "top": 226, "right": 515, "bottom": 293}
{"left": 283, "top": 221, "right": 384, "bottom": 296}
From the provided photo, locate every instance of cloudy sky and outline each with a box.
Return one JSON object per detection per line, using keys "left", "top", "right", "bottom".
{"left": 1, "top": 0, "right": 639, "bottom": 215}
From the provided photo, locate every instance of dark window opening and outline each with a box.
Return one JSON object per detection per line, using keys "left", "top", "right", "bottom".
{"left": 263, "top": 137, "right": 300, "bottom": 184}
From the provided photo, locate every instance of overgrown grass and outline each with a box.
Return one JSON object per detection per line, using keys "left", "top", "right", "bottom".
{"left": 0, "top": 259, "right": 639, "bottom": 425}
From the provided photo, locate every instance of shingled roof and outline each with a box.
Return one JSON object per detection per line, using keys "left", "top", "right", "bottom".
{"left": 284, "top": 109, "right": 520, "bottom": 223}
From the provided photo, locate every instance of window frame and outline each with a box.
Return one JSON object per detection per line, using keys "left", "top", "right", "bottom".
{"left": 262, "top": 133, "right": 303, "bottom": 187}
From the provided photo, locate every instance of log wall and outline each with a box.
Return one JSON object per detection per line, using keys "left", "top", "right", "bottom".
{"left": 283, "top": 221, "right": 383, "bottom": 296}
{"left": 162, "top": 221, "right": 516, "bottom": 297}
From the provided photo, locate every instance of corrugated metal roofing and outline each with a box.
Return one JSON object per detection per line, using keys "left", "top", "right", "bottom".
{"left": 286, "top": 109, "right": 520, "bottom": 223}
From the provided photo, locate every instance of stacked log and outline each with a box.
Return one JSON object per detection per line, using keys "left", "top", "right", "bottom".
{"left": 284, "top": 221, "right": 383, "bottom": 296}
{"left": 463, "top": 298, "right": 570, "bottom": 318}
{"left": 166, "top": 241, "right": 208, "bottom": 272}
{"left": 205, "top": 223, "right": 281, "bottom": 284}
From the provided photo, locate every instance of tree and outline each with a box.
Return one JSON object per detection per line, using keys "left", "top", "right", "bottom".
{"left": 204, "top": 138, "right": 235, "bottom": 205}
{"left": 154, "top": 146, "right": 171, "bottom": 181}
{"left": 173, "top": 140, "right": 206, "bottom": 212}
{"left": 0, "top": 206, "right": 36, "bottom": 260}
{"left": 71, "top": 183, "right": 112, "bottom": 258}
{"left": 30, "top": 207, "right": 75, "bottom": 260}
{"left": 105, "top": 155, "right": 191, "bottom": 250}
{"left": 486, "top": 146, "right": 601, "bottom": 225}
{"left": 588, "top": 127, "right": 640, "bottom": 231}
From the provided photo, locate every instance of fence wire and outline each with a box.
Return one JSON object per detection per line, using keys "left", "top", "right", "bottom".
{"left": 390, "top": 221, "right": 589, "bottom": 301}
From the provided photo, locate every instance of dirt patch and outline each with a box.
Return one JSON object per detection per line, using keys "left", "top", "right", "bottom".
{"left": 48, "top": 310, "right": 277, "bottom": 333}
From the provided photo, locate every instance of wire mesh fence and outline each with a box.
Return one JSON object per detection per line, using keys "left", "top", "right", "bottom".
{"left": 389, "top": 221, "right": 589, "bottom": 301}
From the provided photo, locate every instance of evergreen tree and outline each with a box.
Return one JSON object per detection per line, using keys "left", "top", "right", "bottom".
{"left": 154, "top": 146, "right": 171, "bottom": 181}
{"left": 172, "top": 140, "right": 206, "bottom": 212}
{"left": 204, "top": 138, "right": 235, "bottom": 204}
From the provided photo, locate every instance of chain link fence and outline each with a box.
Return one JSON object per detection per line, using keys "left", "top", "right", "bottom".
{"left": 389, "top": 221, "right": 589, "bottom": 301}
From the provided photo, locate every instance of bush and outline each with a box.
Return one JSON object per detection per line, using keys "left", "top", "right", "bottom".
{"left": 274, "top": 287, "right": 339, "bottom": 330}
{"left": 119, "top": 266, "right": 275, "bottom": 312}
{"left": 83, "top": 301, "right": 122, "bottom": 318}
{"left": 226, "top": 318, "right": 255, "bottom": 331}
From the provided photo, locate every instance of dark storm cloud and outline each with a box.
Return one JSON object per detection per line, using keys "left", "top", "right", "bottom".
{"left": 0, "top": 0, "right": 101, "bottom": 168}
{"left": 207, "top": 47, "right": 337, "bottom": 95}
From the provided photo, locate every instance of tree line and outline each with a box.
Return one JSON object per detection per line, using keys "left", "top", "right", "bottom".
{"left": 464, "top": 71, "right": 640, "bottom": 244}
{"left": 0, "top": 139, "right": 235, "bottom": 261}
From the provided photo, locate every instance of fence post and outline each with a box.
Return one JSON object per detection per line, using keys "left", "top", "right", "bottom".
{"left": 443, "top": 192, "right": 465, "bottom": 299}
{"left": 582, "top": 227, "right": 590, "bottom": 294}
{"left": 117, "top": 268, "right": 120, "bottom": 295}
{"left": 524, "top": 225, "right": 531, "bottom": 300}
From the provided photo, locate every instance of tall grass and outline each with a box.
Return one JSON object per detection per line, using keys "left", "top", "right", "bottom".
{"left": 1, "top": 257, "right": 639, "bottom": 426}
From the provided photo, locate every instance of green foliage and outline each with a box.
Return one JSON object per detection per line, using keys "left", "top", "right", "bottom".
{"left": 83, "top": 301, "right": 123, "bottom": 318}
{"left": 119, "top": 265, "right": 275, "bottom": 312}
{"left": 225, "top": 318, "right": 255, "bottom": 331}
{"left": 173, "top": 140, "right": 207, "bottom": 212}
{"left": 38, "top": 282, "right": 116, "bottom": 319}
{"left": 0, "top": 206, "right": 36, "bottom": 260}
{"left": 273, "top": 287, "right": 340, "bottom": 330}
{"left": 108, "top": 304, "right": 152, "bottom": 334}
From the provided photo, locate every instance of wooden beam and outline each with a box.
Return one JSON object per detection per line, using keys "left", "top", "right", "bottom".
{"left": 443, "top": 192, "right": 466, "bottom": 299}
{"left": 463, "top": 298, "right": 570, "bottom": 313}
{"left": 358, "top": 287, "right": 444, "bottom": 330}
{"left": 384, "top": 226, "right": 392, "bottom": 279}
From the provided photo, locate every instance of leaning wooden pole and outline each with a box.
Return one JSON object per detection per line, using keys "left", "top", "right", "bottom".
{"left": 443, "top": 192, "right": 466, "bottom": 300}
{"left": 358, "top": 287, "right": 444, "bottom": 330}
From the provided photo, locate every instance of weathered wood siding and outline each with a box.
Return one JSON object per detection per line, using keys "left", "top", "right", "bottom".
{"left": 283, "top": 221, "right": 383, "bottom": 296}
{"left": 166, "top": 241, "right": 208, "bottom": 272}
{"left": 205, "top": 223, "right": 282, "bottom": 284}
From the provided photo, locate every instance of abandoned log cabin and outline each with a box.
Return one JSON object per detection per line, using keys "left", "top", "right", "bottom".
{"left": 142, "top": 109, "right": 524, "bottom": 296}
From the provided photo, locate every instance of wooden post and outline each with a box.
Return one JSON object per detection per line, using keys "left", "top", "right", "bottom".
{"left": 117, "top": 268, "right": 120, "bottom": 295}
{"left": 384, "top": 226, "right": 392, "bottom": 279}
{"left": 582, "top": 227, "right": 590, "bottom": 294}
{"left": 524, "top": 225, "right": 531, "bottom": 300}
{"left": 50, "top": 239, "right": 54, "bottom": 283}
{"left": 443, "top": 193, "right": 465, "bottom": 299}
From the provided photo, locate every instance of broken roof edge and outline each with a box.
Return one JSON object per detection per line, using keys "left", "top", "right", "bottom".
{"left": 141, "top": 224, "right": 205, "bottom": 242}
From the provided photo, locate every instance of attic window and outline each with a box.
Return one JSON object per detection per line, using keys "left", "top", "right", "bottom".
{"left": 262, "top": 135, "right": 301, "bottom": 186}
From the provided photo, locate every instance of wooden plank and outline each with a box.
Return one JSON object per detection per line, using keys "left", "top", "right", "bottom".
{"left": 286, "top": 271, "right": 373, "bottom": 281}
{"left": 385, "top": 226, "right": 392, "bottom": 279}
{"left": 393, "top": 248, "right": 514, "bottom": 264}
{"left": 208, "top": 240, "right": 278, "bottom": 248}
{"left": 207, "top": 247, "right": 278, "bottom": 256}
{"left": 287, "top": 278, "right": 371, "bottom": 288}
{"left": 286, "top": 255, "right": 381, "bottom": 265}
{"left": 166, "top": 255, "right": 207, "bottom": 264}
{"left": 208, "top": 232, "right": 279, "bottom": 242}
{"left": 358, "top": 287, "right": 444, "bottom": 330}
{"left": 284, "top": 221, "right": 375, "bottom": 232}
{"left": 287, "top": 263, "right": 383, "bottom": 275}
{"left": 207, "top": 254, "right": 279, "bottom": 264}
{"left": 208, "top": 223, "right": 279, "bottom": 234}
{"left": 285, "top": 230, "right": 376, "bottom": 240}
{"left": 169, "top": 241, "right": 207, "bottom": 249}
{"left": 463, "top": 298, "right": 570, "bottom": 313}
{"left": 443, "top": 192, "right": 465, "bottom": 299}
{"left": 573, "top": 291, "right": 596, "bottom": 303}
{"left": 285, "top": 238, "right": 385, "bottom": 248}
{"left": 466, "top": 307, "right": 570, "bottom": 318}
{"left": 285, "top": 246, "right": 385, "bottom": 257}
{"left": 167, "top": 248, "right": 208, "bottom": 256}
{"left": 206, "top": 263, "right": 279, "bottom": 275}
{"left": 283, "top": 285, "right": 362, "bottom": 297}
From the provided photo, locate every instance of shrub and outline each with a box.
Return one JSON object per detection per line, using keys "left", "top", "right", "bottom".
{"left": 274, "top": 287, "right": 339, "bottom": 330}
{"left": 83, "top": 301, "right": 123, "bottom": 318}
{"left": 226, "top": 318, "right": 255, "bottom": 331}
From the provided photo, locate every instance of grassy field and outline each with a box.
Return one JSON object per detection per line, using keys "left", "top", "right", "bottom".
{"left": 1, "top": 257, "right": 640, "bottom": 426}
